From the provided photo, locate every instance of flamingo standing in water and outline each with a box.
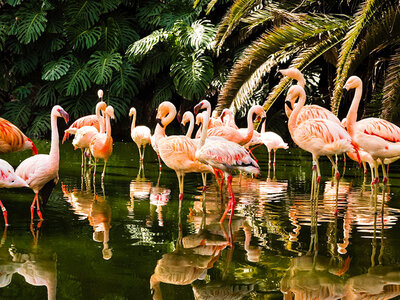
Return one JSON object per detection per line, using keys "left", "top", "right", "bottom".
{"left": 89, "top": 106, "right": 115, "bottom": 181}
{"left": 129, "top": 107, "right": 151, "bottom": 162}
{"left": 194, "top": 100, "right": 261, "bottom": 224}
{"left": 344, "top": 75, "right": 400, "bottom": 189}
{"left": 0, "top": 159, "right": 29, "bottom": 225}
{"left": 15, "top": 105, "right": 69, "bottom": 221}
{"left": 71, "top": 101, "right": 107, "bottom": 169}
{"left": 0, "top": 118, "right": 37, "bottom": 155}
{"left": 285, "top": 85, "right": 358, "bottom": 206}
{"left": 62, "top": 89, "right": 104, "bottom": 143}
{"left": 156, "top": 102, "right": 213, "bottom": 200}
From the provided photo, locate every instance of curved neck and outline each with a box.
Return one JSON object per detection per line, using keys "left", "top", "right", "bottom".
{"left": 163, "top": 107, "right": 176, "bottom": 128}
{"left": 105, "top": 114, "right": 112, "bottom": 137}
{"left": 185, "top": 114, "right": 194, "bottom": 138}
{"left": 131, "top": 113, "right": 136, "bottom": 132}
{"left": 49, "top": 114, "right": 60, "bottom": 160}
{"left": 244, "top": 107, "right": 256, "bottom": 142}
{"left": 345, "top": 84, "right": 362, "bottom": 137}
{"left": 96, "top": 108, "right": 105, "bottom": 134}
{"left": 199, "top": 105, "right": 211, "bottom": 148}
{"left": 288, "top": 90, "right": 306, "bottom": 135}
{"left": 261, "top": 119, "right": 266, "bottom": 133}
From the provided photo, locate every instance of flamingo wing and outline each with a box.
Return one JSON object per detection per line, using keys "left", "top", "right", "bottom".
{"left": 356, "top": 118, "right": 400, "bottom": 143}
{"left": 0, "top": 118, "right": 30, "bottom": 153}
{"left": 63, "top": 115, "right": 99, "bottom": 143}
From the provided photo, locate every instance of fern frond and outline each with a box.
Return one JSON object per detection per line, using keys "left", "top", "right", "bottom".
{"left": 15, "top": 4, "right": 48, "bottom": 44}
{"left": 125, "top": 29, "right": 170, "bottom": 63}
{"left": 2, "top": 100, "right": 31, "bottom": 128}
{"left": 42, "top": 55, "right": 73, "bottom": 81}
{"left": 59, "top": 60, "right": 92, "bottom": 96}
{"left": 27, "top": 111, "right": 51, "bottom": 137}
{"left": 170, "top": 51, "right": 213, "bottom": 101}
{"left": 88, "top": 51, "right": 122, "bottom": 84}
{"left": 110, "top": 60, "right": 139, "bottom": 97}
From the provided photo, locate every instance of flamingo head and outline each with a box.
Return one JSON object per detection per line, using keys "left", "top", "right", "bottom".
{"left": 220, "top": 108, "right": 232, "bottom": 123}
{"left": 53, "top": 105, "right": 69, "bottom": 124}
{"left": 181, "top": 111, "right": 192, "bottom": 126}
{"left": 0, "top": 169, "right": 29, "bottom": 188}
{"left": 195, "top": 113, "right": 203, "bottom": 126}
{"left": 285, "top": 85, "right": 304, "bottom": 110}
{"left": 25, "top": 138, "right": 38, "bottom": 155}
{"left": 193, "top": 100, "right": 210, "bottom": 115}
{"left": 341, "top": 117, "right": 348, "bottom": 128}
{"left": 97, "top": 89, "right": 104, "bottom": 99}
{"left": 343, "top": 76, "right": 362, "bottom": 91}
{"left": 253, "top": 105, "right": 266, "bottom": 119}
{"left": 105, "top": 106, "right": 115, "bottom": 119}
{"left": 156, "top": 101, "right": 177, "bottom": 128}
{"left": 129, "top": 107, "right": 136, "bottom": 117}
{"left": 96, "top": 101, "right": 107, "bottom": 113}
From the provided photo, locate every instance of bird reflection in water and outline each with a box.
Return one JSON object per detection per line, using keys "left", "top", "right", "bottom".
{"left": 0, "top": 227, "right": 57, "bottom": 300}
{"left": 62, "top": 170, "right": 112, "bottom": 260}
{"left": 128, "top": 162, "right": 151, "bottom": 214}
{"left": 149, "top": 171, "right": 170, "bottom": 227}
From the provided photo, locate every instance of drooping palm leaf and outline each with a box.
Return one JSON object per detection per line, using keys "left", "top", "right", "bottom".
{"left": 88, "top": 50, "right": 122, "bottom": 84}
{"left": 140, "top": 50, "right": 172, "bottom": 79}
{"left": 15, "top": 4, "right": 48, "bottom": 44}
{"left": 10, "top": 52, "right": 39, "bottom": 76}
{"left": 106, "top": 95, "right": 130, "bottom": 121}
{"left": 60, "top": 94, "right": 94, "bottom": 120}
{"left": 98, "top": 17, "right": 120, "bottom": 51}
{"left": 113, "top": 15, "right": 139, "bottom": 50}
{"left": 382, "top": 47, "right": 400, "bottom": 123}
{"left": 151, "top": 76, "right": 175, "bottom": 108}
{"left": 170, "top": 51, "right": 214, "bottom": 100}
{"left": 42, "top": 55, "right": 73, "bottom": 81}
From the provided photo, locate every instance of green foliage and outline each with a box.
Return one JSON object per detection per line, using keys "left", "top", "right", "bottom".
{"left": 60, "top": 94, "right": 94, "bottom": 121}
{"left": 11, "top": 53, "right": 39, "bottom": 76}
{"left": 2, "top": 100, "right": 31, "bottom": 128}
{"left": 171, "top": 51, "right": 214, "bottom": 100}
{"left": 126, "top": 30, "right": 170, "bottom": 63}
{"left": 42, "top": 55, "right": 73, "bottom": 81}
{"left": 110, "top": 60, "right": 140, "bottom": 97}
{"left": 65, "top": 0, "right": 102, "bottom": 28}
{"left": 12, "top": 83, "right": 33, "bottom": 100}
{"left": 88, "top": 51, "right": 122, "bottom": 84}
{"left": 27, "top": 111, "right": 51, "bottom": 136}
{"left": 35, "top": 82, "right": 57, "bottom": 107}
{"left": 15, "top": 4, "right": 48, "bottom": 44}
{"left": 59, "top": 60, "right": 92, "bottom": 96}
{"left": 68, "top": 25, "right": 102, "bottom": 50}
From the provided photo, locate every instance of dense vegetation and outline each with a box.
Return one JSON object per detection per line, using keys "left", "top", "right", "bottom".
{"left": 0, "top": 0, "right": 398, "bottom": 138}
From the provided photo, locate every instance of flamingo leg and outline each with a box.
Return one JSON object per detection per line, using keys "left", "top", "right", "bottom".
{"left": 142, "top": 145, "right": 146, "bottom": 161}
{"left": 220, "top": 175, "right": 235, "bottom": 225}
{"left": 328, "top": 155, "right": 340, "bottom": 216}
{"left": 30, "top": 193, "right": 38, "bottom": 221}
{"left": 138, "top": 145, "right": 143, "bottom": 162}
{"left": 101, "top": 159, "right": 107, "bottom": 181}
{"left": 373, "top": 160, "right": 380, "bottom": 212}
{"left": 273, "top": 149, "right": 277, "bottom": 177}
{"left": 381, "top": 161, "right": 389, "bottom": 213}
{"left": 157, "top": 154, "right": 162, "bottom": 171}
{"left": 81, "top": 149, "right": 85, "bottom": 169}
{"left": 201, "top": 172, "right": 207, "bottom": 192}
{"left": 177, "top": 172, "right": 184, "bottom": 201}
{"left": 0, "top": 200, "right": 8, "bottom": 226}
{"left": 268, "top": 150, "right": 271, "bottom": 168}
{"left": 93, "top": 159, "right": 97, "bottom": 177}
{"left": 342, "top": 153, "right": 347, "bottom": 176}
{"left": 35, "top": 193, "right": 43, "bottom": 220}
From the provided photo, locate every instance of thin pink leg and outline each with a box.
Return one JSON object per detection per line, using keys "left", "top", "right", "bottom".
{"left": 220, "top": 175, "right": 236, "bottom": 225}
{"left": 35, "top": 193, "right": 43, "bottom": 220}
{"left": 30, "top": 194, "right": 38, "bottom": 221}
{"left": 0, "top": 200, "right": 8, "bottom": 226}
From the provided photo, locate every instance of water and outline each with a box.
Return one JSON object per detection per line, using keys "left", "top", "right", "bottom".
{"left": 1, "top": 140, "right": 400, "bottom": 299}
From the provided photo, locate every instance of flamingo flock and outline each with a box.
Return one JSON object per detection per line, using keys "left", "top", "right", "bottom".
{"left": 0, "top": 68, "right": 398, "bottom": 231}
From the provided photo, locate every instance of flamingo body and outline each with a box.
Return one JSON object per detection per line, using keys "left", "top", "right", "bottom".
{"left": 129, "top": 107, "right": 151, "bottom": 162}
{"left": 63, "top": 115, "right": 99, "bottom": 143}
{"left": 89, "top": 134, "right": 113, "bottom": 160}
{"left": 72, "top": 126, "right": 98, "bottom": 150}
{"left": 260, "top": 132, "right": 288, "bottom": 152}
{"left": 0, "top": 159, "right": 28, "bottom": 188}
{"left": 0, "top": 118, "right": 37, "bottom": 155}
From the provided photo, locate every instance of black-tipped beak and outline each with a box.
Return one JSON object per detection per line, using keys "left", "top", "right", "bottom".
{"left": 156, "top": 118, "right": 164, "bottom": 128}
{"left": 285, "top": 100, "right": 293, "bottom": 111}
{"left": 61, "top": 110, "right": 69, "bottom": 124}
{"left": 194, "top": 103, "right": 202, "bottom": 115}
{"left": 220, "top": 113, "right": 225, "bottom": 122}
{"left": 343, "top": 86, "right": 348, "bottom": 92}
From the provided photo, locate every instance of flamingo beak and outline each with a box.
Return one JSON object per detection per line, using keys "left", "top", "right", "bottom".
{"left": 156, "top": 118, "right": 164, "bottom": 128}
{"left": 194, "top": 103, "right": 202, "bottom": 115}
{"left": 180, "top": 123, "right": 186, "bottom": 134}
{"left": 285, "top": 100, "right": 293, "bottom": 111}
{"left": 60, "top": 110, "right": 69, "bottom": 124}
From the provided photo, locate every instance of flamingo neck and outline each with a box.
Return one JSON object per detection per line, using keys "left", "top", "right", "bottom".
{"left": 105, "top": 114, "right": 112, "bottom": 137}
{"left": 131, "top": 113, "right": 136, "bottom": 132}
{"left": 154, "top": 124, "right": 165, "bottom": 139}
{"left": 243, "top": 107, "right": 256, "bottom": 143}
{"left": 96, "top": 104, "right": 105, "bottom": 133}
{"left": 49, "top": 113, "right": 60, "bottom": 160}
{"left": 199, "top": 104, "right": 211, "bottom": 148}
{"left": 163, "top": 107, "right": 176, "bottom": 128}
{"left": 288, "top": 90, "right": 306, "bottom": 135}
{"left": 345, "top": 83, "right": 362, "bottom": 137}
{"left": 186, "top": 114, "right": 194, "bottom": 138}
{"left": 261, "top": 119, "right": 266, "bottom": 133}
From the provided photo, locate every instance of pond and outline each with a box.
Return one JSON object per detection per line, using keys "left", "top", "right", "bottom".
{"left": 0, "top": 139, "right": 400, "bottom": 299}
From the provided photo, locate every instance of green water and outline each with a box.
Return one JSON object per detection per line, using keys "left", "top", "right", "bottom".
{"left": 1, "top": 140, "right": 400, "bottom": 299}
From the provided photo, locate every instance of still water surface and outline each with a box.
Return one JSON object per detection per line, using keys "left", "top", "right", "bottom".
{"left": 1, "top": 140, "right": 400, "bottom": 299}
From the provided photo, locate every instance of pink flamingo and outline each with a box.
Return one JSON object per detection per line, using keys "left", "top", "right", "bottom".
{"left": 194, "top": 100, "right": 261, "bottom": 225}
{"left": 62, "top": 89, "right": 104, "bottom": 143}
{"left": 129, "top": 107, "right": 151, "bottom": 162}
{"left": 89, "top": 106, "right": 115, "bottom": 181}
{"left": 156, "top": 102, "right": 213, "bottom": 200}
{"left": 15, "top": 105, "right": 69, "bottom": 221}
{"left": 0, "top": 159, "right": 29, "bottom": 225}
{"left": 0, "top": 118, "right": 38, "bottom": 155}
{"left": 207, "top": 105, "right": 266, "bottom": 146}
{"left": 71, "top": 101, "right": 107, "bottom": 169}
{"left": 220, "top": 108, "right": 239, "bottom": 129}
{"left": 285, "top": 85, "right": 358, "bottom": 206}
{"left": 344, "top": 75, "right": 400, "bottom": 188}
{"left": 181, "top": 111, "right": 195, "bottom": 137}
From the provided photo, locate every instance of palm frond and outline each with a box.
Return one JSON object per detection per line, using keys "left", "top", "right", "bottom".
{"left": 331, "top": 0, "right": 385, "bottom": 114}
{"left": 136, "top": 0, "right": 165, "bottom": 31}
{"left": 15, "top": 4, "right": 48, "bottom": 44}
{"left": 88, "top": 50, "right": 122, "bottom": 85}
{"left": 110, "top": 59, "right": 139, "bottom": 98}
{"left": 214, "top": 0, "right": 261, "bottom": 56}
{"left": 5, "top": 0, "right": 22, "bottom": 7}
{"left": 106, "top": 95, "right": 130, "bottom": 121}
{"left": 382, "top": 47, "right": 400, "bottom": 123}
{"left": 49, "top": 37, "right": 66, "bottom": 52}
{"left": 2, "top": 100, "right": 31, "bottom": 128}
{"left": 125, "top": 29, "right": 170, "bottom": 63}
{"left": 113, "top": 15, "right": 139, "bottom": 50}
{"left": 140, "top": 50, "right": 171, "bottom": 79}
{"left": 58, "top": 60, "right": 92, "bottom": 96}
{"left": 100, "top": 0, "right": 121, "bottom": 14}
{"left": 12, "top": 83, "right": 33, "bottom": 100}
{"left": 177, "top": 19, "right": 216, "bottom": 51}
{"left": 42, "top": 55, "right": 73, "bottom": 81}
{"left": 170, "top": 51, "right": 213, "bottom": 101}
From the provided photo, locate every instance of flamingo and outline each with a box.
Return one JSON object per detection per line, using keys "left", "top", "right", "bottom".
{"left": 194, "top": 100, "right": 261, "bottom": 224}
{"left": 285, "top": 85, "right": 358, "bottom": 207}
{"left": 207, "top": 105, "right": 266, "bottom": 146}
{"left": 129, "top": 107, "right": 151, "bottom": 162}
{"left": 62, "top": 89, "right": 104, "bottom": 143}
{"left": 0, "top": 159, "right": 29, "bottom": 225}
{"left": 344, "top": 75, "right": 400, "bottom": 188}
{"left": 89, "top": 106, "right": 115, "bottom": 181}
{"left": 15, "top": 105, "right": 69, "bottom": 221}
{"left": 220, "top": 108, "right": 239, "bottom": 129}
{"left": 71, "top": 101, "right": 107, "bottom": 169}
{"left": 156, "top": 101, "right": 213, "bottom": 200}
{"left": 181, "top": 111, "right": 195, "bottom": 137}
{"left": 0, "top": 118, "right": 37, "bottom": 155}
